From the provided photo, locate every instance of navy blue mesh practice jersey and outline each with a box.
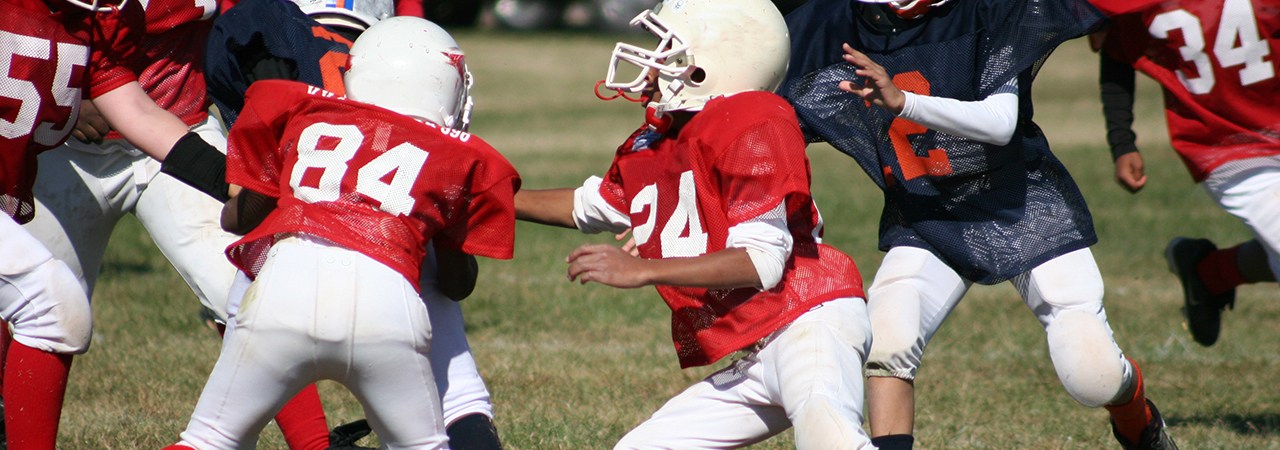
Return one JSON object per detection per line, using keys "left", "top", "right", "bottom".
{"left": 205, "top": 0, "right": 353, "bottom": 127}
{"left": 781, "top": 0, "right": 1105, "bottom": 284}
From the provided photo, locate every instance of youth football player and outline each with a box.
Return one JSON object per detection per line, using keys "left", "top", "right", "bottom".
{"left": 516, "top": 1, "right": 876, "bottom": 448}
{"left": 1091, "top": 0, "right": 1280, "bottom": 348}
{"left": 164, "top": 17, "right": 518, "bottom": 450}
{"left": 781, "top": 0, "right": 1177, "bottom": 449}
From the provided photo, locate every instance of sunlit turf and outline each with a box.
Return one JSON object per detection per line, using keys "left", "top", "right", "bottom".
{"left": 63, "top": 32, "right": 1279, "bottom": 449}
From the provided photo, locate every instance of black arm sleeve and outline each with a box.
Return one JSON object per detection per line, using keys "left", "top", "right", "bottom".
{"left": 1099, "top": 51, "right": 1139, "bottom": 160}
{"left": 160, "top": 132, "right": 231, "bottom": 202}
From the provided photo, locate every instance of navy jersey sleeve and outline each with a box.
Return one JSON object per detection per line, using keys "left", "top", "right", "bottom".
{"left": 205, "top": 0, "right": 353, "bottom": 127}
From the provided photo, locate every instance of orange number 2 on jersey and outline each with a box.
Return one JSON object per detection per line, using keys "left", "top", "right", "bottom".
{"left": 310, "top": 26, "right": 354, "bottom": 96}
{"left": 885, "top": 71, "right": 953, "bottom": 181}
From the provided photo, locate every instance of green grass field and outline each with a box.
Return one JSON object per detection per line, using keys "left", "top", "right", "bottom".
{"left": 61, "top": 31, "right": 1280, "bottom": 449}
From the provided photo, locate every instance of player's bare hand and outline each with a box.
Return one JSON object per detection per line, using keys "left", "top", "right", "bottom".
{"left": 1088, "top": 29, "right": 1109, "bottom": 53}
{"left": 566, "top": 243, "right": 650, "bottom": 288}
{"left": 1114, "top": 151, "right": 1147, "bottom": 193}
{"left": 72, "top": 99, "right": 112, "bottom": 144}
{"left": 615, "top": 228, "right": 639, "bottom": 257}
{"left": 838, "top": 43, "right": 906, "bottom": 114}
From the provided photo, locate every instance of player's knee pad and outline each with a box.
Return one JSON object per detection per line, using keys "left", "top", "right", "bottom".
{"left": 5, "top": 259, "right": 92, "bottom": 354}
{"left": 792, "top": 395, "right": 874, "bottom": 450}
{"left": 1046, "top": 309, "right": 1124, "bottom": 407}
{"left": 865, "top": 285, "right": 924, "bottom": 379}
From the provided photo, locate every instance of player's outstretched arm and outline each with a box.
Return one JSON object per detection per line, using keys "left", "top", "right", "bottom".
{"left": 839, "top": 43, "right": 1018, "bottom": 145}
{"left": 92, "top": 81, "right": 233, "bottom": 201}
{"left": 566, "top": 244, "right": 761, "bottom": 290}
{"left": 91, "top": 81, "right": 192, "bottom": 161}
{"left": 515, "top": 188, "right": 578, "bottom": 228}
{"left": 434, "top": 242, "right": 479, "bottom": 301}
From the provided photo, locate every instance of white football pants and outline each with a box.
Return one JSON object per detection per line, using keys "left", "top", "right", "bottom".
{"left": 0, "top": 214, "right": 92, "bottom": 354}
{"left": 865, "top": 246, "right": 1134, "bottom": 407}
{"left": 1202, "top": 155, "right": 1280, "bottom": 279}
{"left": 24, "top": 115, "right": 237, "bottom": 319}
{"left": 615, "top": 297, "right": 875, "bottom": 450}
{"left": 178, "top": 236, "right": 448, "bottom": 450}
{"left": 225, "top": 245, "right": 498, "bottom": 427}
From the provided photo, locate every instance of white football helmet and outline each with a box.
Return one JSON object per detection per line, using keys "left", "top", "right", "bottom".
{"left": 603, "top": 0, "right": 790, "bottom": 113}
{"left": 858, "top": 0, "right": 955, "bottom": 19}
{"left": 344, "top": 16, "right": 474, "bottom": 130}
{"left": 290, "top": 0, "right": 393, "bottom": 31}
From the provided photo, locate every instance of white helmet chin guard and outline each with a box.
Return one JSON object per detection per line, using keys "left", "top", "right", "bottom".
{"left": 603, "top": 0, "right": 790, "bottom": 113}
{"left": 290, "top": 0, "right": 393, "bottom": 31}
{"left": 344, "top": 17, "right": 475, "bottom": 130}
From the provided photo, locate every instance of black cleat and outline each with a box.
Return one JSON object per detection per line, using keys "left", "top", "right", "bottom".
{"left": 1111, "top": 399, "right": 1178, "bottom": 450}
{"left": 447, "top": 413, "right": 504, "bottom": 450}
{"left": 1165, "top": 237, "right": 1235, "bottom": 346}
{"left": 328, "top": 418, "right": 374, "bottom": 450}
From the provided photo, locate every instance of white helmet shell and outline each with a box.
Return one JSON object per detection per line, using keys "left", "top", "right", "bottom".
{"left": 344, "top": 16, "right": 474, "bottom": 130}
{"left": 290, "top": 0, "right": 393, "bottom": 31}
{"left": 603, "top": 0, "right": 790, "bottom": 113}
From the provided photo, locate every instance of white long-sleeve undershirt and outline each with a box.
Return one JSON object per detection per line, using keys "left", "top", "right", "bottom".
{"left": 572, "top": 176, "right": 791, "bottom": 290}
{"left": 896, "top": 79, "right": 1020, "bottom": 146}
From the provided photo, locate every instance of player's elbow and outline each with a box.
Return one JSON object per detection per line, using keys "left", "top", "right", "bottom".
{"left": 986, "top": 123, "right": 1016, "bottom": 146}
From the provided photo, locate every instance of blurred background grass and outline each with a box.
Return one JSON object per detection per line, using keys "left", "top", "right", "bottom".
{"left": 63, "top": 31, "right": 1280, "bottom": 449}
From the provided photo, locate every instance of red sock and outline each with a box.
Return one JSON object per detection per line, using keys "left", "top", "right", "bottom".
{"left": 1197, "top": 246, "right": 1247, "bottom": 296}
{"left": 275, "top": 384, "right": 331, "bottom": 450}
{"left": 1105, "top": 357, "right": 1153, "bottom": 444}
{"left": 4, "top": 341, "right": 73, "bottom": 450}
{"left": 213, "top": 325, "right": 330, "bottom": 450}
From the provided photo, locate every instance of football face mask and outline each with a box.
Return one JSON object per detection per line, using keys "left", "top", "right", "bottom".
{"left": 600, "top": 0, "right": 790, "bottom": 114}
{"left": 602, "top": 9, "right": 697, "bottom": 110}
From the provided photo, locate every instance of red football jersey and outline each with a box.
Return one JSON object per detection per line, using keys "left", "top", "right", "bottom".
{"left": 1097, "top": 0, "right": 1280, "bottom": 181}
{"left": 596, "top": 92, "right": 866, "bottom": 368}
{"left": 225, "top": 80, "right": 519, "bottom": 289}
{"left": 103, "top": 0, "right": 219, "bottom": 139}
{"left": 0, "top": 0, "right": 144, "bottom": 222}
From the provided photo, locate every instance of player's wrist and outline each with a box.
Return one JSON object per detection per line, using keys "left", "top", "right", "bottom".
{"left": 1109, "top": 143, "right": 1139, "bottom": 161}
{"left": 161, "top": 132, "right": 230, "bottom": 202}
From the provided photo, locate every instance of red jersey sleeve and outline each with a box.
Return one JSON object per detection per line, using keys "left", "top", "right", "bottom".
{"left": 707, "top": 93, "right": 811, "bottom": 226}
{"left": 1086, "top": 0, "right": 1166, "bottom": 16}
{"left": 226, "top": 80, "right": 307, "bottom": 197}
{"left": 436, "top": 146, "right": 520, "bottom": 260}
{"left": 595, "top": 125, "right": 652, "bottom": 214}
{"left": 81, "top": 2, "right": 147, "bottom": 98}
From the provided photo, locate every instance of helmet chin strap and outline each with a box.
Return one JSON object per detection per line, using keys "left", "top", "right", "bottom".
{"left": 594, "top": 80, "right": 645, "bottom": 103}
{"left": 645, "top": 106, "right": 673, "bottom": 133}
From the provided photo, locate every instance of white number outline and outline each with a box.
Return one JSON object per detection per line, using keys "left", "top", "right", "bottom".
{"left": 289, "top": 122, "right": 429, "bottom": 216}
{"left": 0, "top": 32, "right": 87, "bottom": 144}
{"left": 629, "top": 170, "right": 709, "bottom": 258}
{"left": 1148, "top": 0, "right": 1274, "bottom": 95}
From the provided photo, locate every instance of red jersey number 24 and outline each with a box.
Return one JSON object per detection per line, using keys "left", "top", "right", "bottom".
{"left": 630, "top": 170, "right": 709, "bottom": 258}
